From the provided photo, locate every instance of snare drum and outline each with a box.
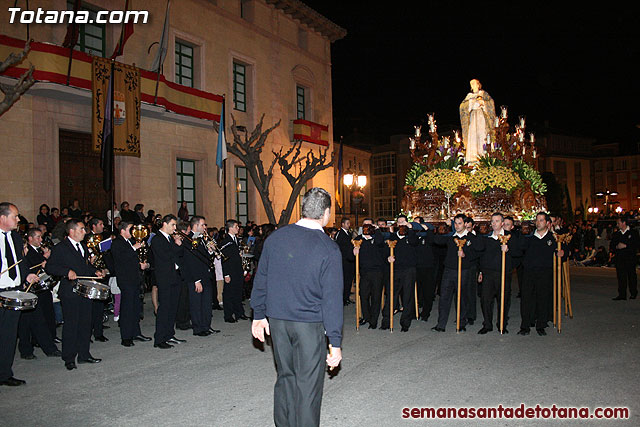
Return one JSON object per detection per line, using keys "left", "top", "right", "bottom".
{"left": 29, "top": 272, "right": 54, "bottom": 293}
{"left": 0, "top": 290, "right": 38, "bottom": 310}
{"left": 72, "top": 280, "right": 111, "bottom": 300}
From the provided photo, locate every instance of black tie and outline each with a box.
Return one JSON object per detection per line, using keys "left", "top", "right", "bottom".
{"left": 75, "top": 243, "right": 83, "bottom": 257}
{"left": 3, "top": 232, "right": 17, "bottom": 280}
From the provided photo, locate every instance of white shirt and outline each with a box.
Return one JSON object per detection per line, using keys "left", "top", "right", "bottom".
{"left": 0, "top": 230, "right": 21, "bottom": 289}
{"left": 489, "top": 229, "right": 505, "bottom": 240}
{"left": 454, "top": 229, "right": 469, "bottom": 239}
{"left": 296, "top": 219, "right": 324, "bottom": 232}
{"left": 534, "top": 229, "right": 548, "bottom": 239}
{"left": 68, "top": 236, "right": 85, "bottom": 257}
{"left": 159, "top": 230, "right": 179, "bottom": 270}
{"left": 620, "top": 227, "right": 629, "bottom": 235}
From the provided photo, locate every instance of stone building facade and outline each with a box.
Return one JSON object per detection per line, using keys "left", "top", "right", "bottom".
{"left": 0, "top": 0, "right": 345, "bottom": 225}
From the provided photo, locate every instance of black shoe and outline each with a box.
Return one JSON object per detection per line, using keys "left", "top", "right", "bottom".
{"left": 502, "top": 328, "right": 509, "bottom": 334}
{"left": 238, "top": 315, "right": 249, "bottom": 320}
{"left": 380, "top": 325, "right": 389, "bottom": 330}
{"left": 167, "top": 337, "right": 186, "bottom": 344}
{"left": 631, "top": 295, "right": 637, "bottom": 300}
{"left": 467, "top": 319, "right": 475, "bottom": 326}
{"left": 121, "top": 339, "right": 134, "bottom": 347}
{"left": 154, "top": 342, "right": 173, "bottom": 349}
{"left": 359, "top": 318, "right": 367, "bottom": 326}
{"left": 47, "top": 350, "right": 62, "bottom": 357}
{"left": 102, "top": 325, "right": 111, "bottom": 329}
{"left": 458, "top": 326, "right": 466, "bottom": 332}
{"left": 401, "top": 326, "right": 409, "bottom": 332}
{"left": 224, "top": 319, "right": 237, "bottom": 323}
{"left": 193, "top": 331, "right": 211, "bottom": 336}
{"left": 368, "top": 324, "right": 377, "bottom": 329}
{"left": 133, "top": 335, "right": 152, "bottom": 342}
{"left": 94, "top": 336, "right": 108, "bottom": 342}
{"left": 212, "top": 304, "right": 223, "bottom": 310}
{"left": 78, "top": 357, "right": 102, "bottom": 364}
{"left": 208, "top": 328, "right": 221, "bottom": 334}
{"left": 343, "top": 300, "right": 351, "bottom": 306}
{"left": 21, "top": 354, "right": 37, "bottom": 360}
{"left": 53, "top": 337, "right": 62, "bottom": 344}
{"left": 477, "top": 327, "right": 491, "bottom": 335}
{"left": 536, "top": 328, "right": 547, "bottom": 336}
{"left": 420, "top": 316, "right": 429, "bottom": 322}
{"left": 612, "top": 296, "right": 626, "bottom": 300}
{"left": 517, "top": 328, "right": 530, "bottom": 336}
{"left": 65, "top": 362, "right": 77, "bottom": 370}
{"left": 431, "top": 326, "right": 445, "bottom": 332}
{"left": 0, "top": 376, "right": 26, "bottom": 386}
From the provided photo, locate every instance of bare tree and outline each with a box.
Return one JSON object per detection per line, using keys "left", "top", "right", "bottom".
{"left": 218, "top": 113, "right": 334, "bottom": 227}
{"left": 0, "top": 40, "right": 35, "bottom": 117}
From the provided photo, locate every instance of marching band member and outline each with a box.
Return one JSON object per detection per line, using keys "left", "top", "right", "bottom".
{"left": 111, "top": 221, "right": 151, "bottom": 347}
{"left": 336, "top": 217, "right": 356, "bottom": 306}
{"left": 45, "top": 219, "right": 105, "bottom": 370}
{"left": 85, "top": 218, "right": 109, "bottom": 343}
{"left": 24, "top": 227, "right": 57, "bottom": 341}
{"left": 610, "top": 214, "right": 638, "bottom": 300}
{"left": 220, "top": 219, "right": 247, "bottom": 323}
{"left": 0, "top": 202, "right": 39, "bottom": 385}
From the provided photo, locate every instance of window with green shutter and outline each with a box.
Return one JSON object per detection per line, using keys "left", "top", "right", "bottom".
{"left": 177, "top": 159, "right": 196, "bottom": 215}
{"left": 175, "top": 40, "right": 194, "bottom": 88}
{"left": 233, "top": 62, "right": 246, "bottom": 112}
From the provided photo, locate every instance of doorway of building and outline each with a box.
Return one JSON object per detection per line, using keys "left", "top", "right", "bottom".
{"left": 59, "top": 129, "right": 110, "bottom": 218}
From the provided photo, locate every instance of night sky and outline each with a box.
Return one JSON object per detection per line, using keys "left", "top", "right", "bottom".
{"left": 304, "top": 2, "right": 640, "bottom": 151}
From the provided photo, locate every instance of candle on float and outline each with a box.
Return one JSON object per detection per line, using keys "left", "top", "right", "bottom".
{"left": 454, "top": 130, "right": 460, "bottom": 143}
{"left": 519, "top": 116, "right": 526, "bottom": 128}
{"left": 501, "top": 105, "right": 508, "bottom": 119}
{"left": 522, "top": 145, "right": 526, "bottom": 156}
{"left": 409, "top": 137, "right": 416, "bottom": 150}
{"left": 494, "top": 117, "right": 500, "bottom": 128}
{"left": 533, "top": 149, "right": 537, "bottom": 159}
{"left": 414, "top": 125, "right": 421, "bottom": 138}
{"left": 443, "top": 137, "right": 449, "bottom": 149}
{"left": 529, "top": 132, "right": 535, "bottom": 143}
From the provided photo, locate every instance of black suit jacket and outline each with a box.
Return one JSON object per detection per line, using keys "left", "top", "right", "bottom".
{"left": 111, "top": 236, "right": 143, "bottom": 288}
{"left": 150, "top": 232, "right": 183, "bottom": 287}
{"left": 25, "top": 245, "right": 46, "bottom": 270}
{"left": 220, "top": 235, "right": 243, "bottom": 281}
{"left": 1, "top": 230, "right": 30, "bottom": 287}
{"left": 182, "top": 232, "right": 212, "bottom": 285}
{"left": 335, "top": 228, "right": 355, "bottom": 263}
{"left": 45, "top": 238, "right": 98, "bottom": 292}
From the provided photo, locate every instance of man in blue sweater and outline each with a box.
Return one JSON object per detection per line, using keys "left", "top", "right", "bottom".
{"left": 251, "top": 187, "right": 343, "bottom": 427}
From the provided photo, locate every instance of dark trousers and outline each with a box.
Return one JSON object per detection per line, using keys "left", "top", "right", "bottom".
{"left": 91, "top": 300, "right": 105, "bottom": 338}
{"left": 18, "top": 295, "right": 58, "bottom": 356}
{"left": 381, "top": 267, "right": 416, "bottom": 329}
{"left": 480, "top": 270, "right": 512, "bottom": 330}
{"left": 175, "top": 278, "right": 191, "bottom": 328}
{"left": 615, "top": 260, "right": 638, "bottom": 298}
{"left": 154, "top": 283, "right": 180, "bottom": 345}
{"left": 38, "top": 290, "right": 57, "bottom": 339}
{"left": 437, "top": 267, "right": 470, "bottom": 330}
{"left": 520, "top": 268, "right": 553, "bottom": 330}
{"left": 120, "top": 283, "right": 142, "bottom": 340}
{"left": 188, "top": 278, "right": 213, "bottom": 333}
{"left": 59, "top": 286, "right": 93, "bottom": 362}
{"left": 0, "top": 309, "right": 20, "bottom": 381}
{"left": 223, "top": 277, "right": 245, "bottom": 321}
{"left": 270, "top": 318, "right": 326, "bottom": 427}
{"left": 417, "top": 266, "right": 436, "bottom": 320}
{"left": 342, "top": 260, "right": 355, "bottom": 303}
{"left": 464, "top": 266, "right": 478, "bottom": 322}
{"left": 359, "top": 270, "right": 384, "bottom": 327}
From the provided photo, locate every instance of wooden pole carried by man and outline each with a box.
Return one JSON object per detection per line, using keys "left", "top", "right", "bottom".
{"left": 454, "top": 238, "right": 467, "bottom": 333}
{"left": 387, "top": 240, "right": 397, "bottom": 332}
{"left": 498, "top": 234, "right": 511, "bottom": 334}
{"left": 353, "top": 239, "right": 362, "bottom": 331}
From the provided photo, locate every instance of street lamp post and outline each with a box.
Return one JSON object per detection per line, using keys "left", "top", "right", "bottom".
{"left": 343, "top": 159, "right": 367, "bottom": 229}
{"left": 595, "top": 189, "right": 618, "bottom": 215}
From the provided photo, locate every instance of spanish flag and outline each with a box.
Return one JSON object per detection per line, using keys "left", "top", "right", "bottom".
{"left": 293, "top": 119, "right": 329, "bottom": 147}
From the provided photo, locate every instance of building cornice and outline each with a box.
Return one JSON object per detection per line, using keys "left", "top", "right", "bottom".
{"left": 265, "top": 0, "right": 347, "bottom": 42}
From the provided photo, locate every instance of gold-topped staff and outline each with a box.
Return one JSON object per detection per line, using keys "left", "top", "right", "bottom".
{"left": 553, "top": 255, "right": 557, "bottom": 327}
{"left": 563, "top": 260, "right": 573, "bottom": 318}
{"left": 554, "top": 233, "right": 569, "bottom": 333}
{"left": 497, "top": 234, "right": 512, "bottom": 334}
{"left": 387, "top": 240, "right": 397, "bottom": 332}
{"left": 454, "top": 238, "right": 467, "bottom": 333}
{"left": 353, "top": 239, "right": 362, "bottom": 331}
{"left": 415, "top": 282, "right": 419, "bottom": 320}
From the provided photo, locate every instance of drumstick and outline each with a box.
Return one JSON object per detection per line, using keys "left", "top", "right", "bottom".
{"left": 25, "top": 280, "right": 35, "bottom": 293}
{"left": 75, "top": 276, "right": 101, "bottom": 280}
{"left": 29, "top": 261, "right": 46, "bottom": 270}
{"left": 0, "top": 259, "right": 22, "bottom": 276}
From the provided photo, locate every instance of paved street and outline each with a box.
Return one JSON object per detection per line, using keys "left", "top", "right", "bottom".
{"left": 1, "top": 266, "right": 638, "bottom": 426}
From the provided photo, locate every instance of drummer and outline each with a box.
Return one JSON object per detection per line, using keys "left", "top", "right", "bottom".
{"left": 0, "top": 202, "right": 39, "bottom": 387}
{"left": 46, "top": 219, "right": 105, "bottom": 370}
